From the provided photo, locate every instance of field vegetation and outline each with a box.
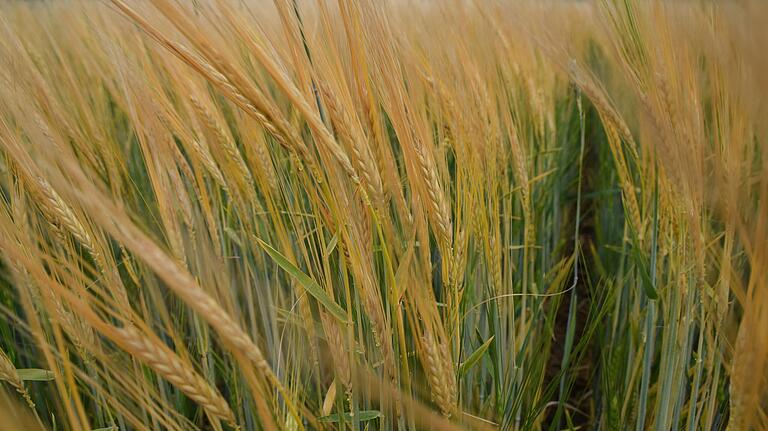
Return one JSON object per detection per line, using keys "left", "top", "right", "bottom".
{"left": 0, "top": 0, "right": 766, "bottom": 429}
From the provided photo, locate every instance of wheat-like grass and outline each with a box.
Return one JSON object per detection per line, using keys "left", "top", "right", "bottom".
{"left": 413, "top": 138, "right": 453, "bottom": 249}
{"left": 0, "top": 1, "right": 766, "bottom": 429}
{"left": 421, "top": 331, "right": 456, "bottom": 418}
{"left": 189, "top": 95, "right": 257, "bottom": 205}
{"left": 0, "top": 349, "right": 35, "bottom": 409}
{"left": 113, "top": 326, "right": 235, "bottom": 424}
{"left": 318, "top": 81, "right": 386, "bottom": 212}
{"left": 320, "top": 313, "right": 351, "bottom": 394}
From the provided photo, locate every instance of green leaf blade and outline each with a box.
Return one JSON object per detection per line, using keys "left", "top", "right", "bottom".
{"left": 256, "top": 237, "right": 348, "bottom": 323}
{"left": 319, "top": 410, "right": 381, "bottom": 423}
{"left": 459, "top": 336, "right": 494, "bottom": 376}
{"left": 16, "top": 368, "right": 55, "bottom": 381}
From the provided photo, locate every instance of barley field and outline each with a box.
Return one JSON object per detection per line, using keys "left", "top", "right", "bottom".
{"left": 0, "top": 1, "right": 766, "bottom": 430}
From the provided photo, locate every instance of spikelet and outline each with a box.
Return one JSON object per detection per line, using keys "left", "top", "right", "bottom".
{"left": 320, "top": 312, "right": 351, "bottom": 394}
{"left": 109, "top": 0, "right": 322, "bottom": 185}
{"left": 569, "top": 64, "right": 642, "bottom": 235}
{"left": 450, "top": 227, "right": 469, "bottom": 294}
{"left": 413, "top": 137, "right": 453, "bottom": 248}
{"left": 204, "top": 54, "right": 326, "bottom": 184}
{"left": 240, "top": 120, "right": 279, "bottom": 195}
{"left": 6, "top": 190, "right": 98, "bottom": 355}
{"left": 507, "top": 122, "right": 535, "bottom": 252}
{"left": 55, "top": 172, "right": 275, "bottom": 385}
{"left": 0, "top": 349, "right": 35, "bottom": 409}
{"left": 604, "top": 123, "right": 643, "bottom": 235}
{"left": 35, "top": 280, "right": 97, "bottom": 358}
{"left": 569, "top": 63, "right": 639, "bottom": 159}
{"left": 29, "top": 174, "right": 101, "bottom": 260}
{"left": 189, "top": 136, "right": 229, "bottom": 192}
{"left": 421, "top": 331, "right": 456, "bottom": 417}
{"left": 488, "top": 230, "right": 503, "bottom": 293}
{"left": 113, "top": 326, "right": 235, "bottom": 424}
{"left": 0, "top": 148, "right": 95, "bottom": 257}
{"left": 155, "top": 98, "right": 228, "bottom": 192}
{"left": 362, "top": 287, "right": 396, "bottom": 380}
{"left": 361, "top": 84, "right": 413, "bottom": 227}
{"left": 163, "top": 276, "right": 271, "bottom": 374}
{"left": 319, "top": 82, "right": 386, "bottom": 213}
{"left": 167, "top": 164, "right": 195, "bottom": 234}
{"left": 189, "top": 95, "right": 257, "bottom": 205}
